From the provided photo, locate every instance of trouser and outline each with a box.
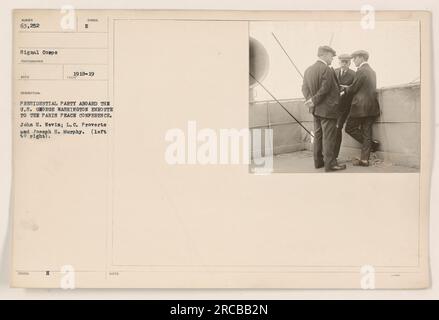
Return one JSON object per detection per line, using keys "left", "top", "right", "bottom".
{"left": 345, "top": 116, "right": 376, "bottom": 161}
{"left": 313, "top": 116, "right": 337, "bottom": 170}
{"left": 334, "top": 107, "right": 351, "bottom": 159}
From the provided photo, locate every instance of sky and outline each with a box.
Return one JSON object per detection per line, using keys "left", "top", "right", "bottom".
{"left": 250, "top": 21, "right": 420, "bottom": 101}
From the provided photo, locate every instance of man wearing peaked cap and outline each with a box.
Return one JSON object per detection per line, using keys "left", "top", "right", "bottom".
{"left": 345, "top": 50, "right": 381, "bottom": 166}
{"left": 338, "top": 53, "right": 352, "bottom": 60}
{"left": 351, "top": 49, "right": 369, "bottom": 61}
{"left": 334, "top": 53, "right": 356, "bottom": 160}
{"left": 317, "top": 45, "right": 337, "bottom": 57}
{"left": 302, "top": 45, "right": 346, "bottom": 172}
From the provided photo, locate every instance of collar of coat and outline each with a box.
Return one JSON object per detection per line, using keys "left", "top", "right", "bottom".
{"left": 358, "top": 61, "right": 369, "bottom": 69}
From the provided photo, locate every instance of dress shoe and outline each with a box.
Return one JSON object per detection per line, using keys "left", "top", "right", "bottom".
{"left": 314, "top": 161, "right": 324, "bottom": 169}
{"left": 325, "top": 164, "right": 346, "bottom": 172}
{"left": 352, "top": 158, "right": 369, "bottom": 167}
{"left": 371, "top": 140, "right": 380, "bottom": 153}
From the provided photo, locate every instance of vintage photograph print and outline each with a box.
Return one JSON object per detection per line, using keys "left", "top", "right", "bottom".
{"left": 249, "top": 21, "right": 420, "bottom": 173}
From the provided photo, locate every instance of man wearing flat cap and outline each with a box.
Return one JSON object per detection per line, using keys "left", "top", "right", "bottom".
{"left": 302, "top": 45, "right": 346, "bottom": 172}
{"left": 345, "top": 50, "right": 381, "bottom": 166}
{"left": 334, "top": 54, "right": 356, "bottom": 160}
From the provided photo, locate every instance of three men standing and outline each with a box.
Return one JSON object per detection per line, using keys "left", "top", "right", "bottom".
{"left": 302, "top": 47, "right": 380, "bottom": 171}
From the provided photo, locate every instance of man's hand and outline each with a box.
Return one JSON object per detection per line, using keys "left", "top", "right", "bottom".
{"left": 339, "top": 85, "right": 350, "bottom": 96}
{"left": 304, "top": 98, "right": 315, "bottom": 114}
{"left": 304, "top": 98, "right": 314, "bottom": 107}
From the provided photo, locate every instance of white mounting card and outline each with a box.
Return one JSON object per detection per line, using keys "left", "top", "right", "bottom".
{"left": 11, "top": 10, "right": 431, "bottom": 288}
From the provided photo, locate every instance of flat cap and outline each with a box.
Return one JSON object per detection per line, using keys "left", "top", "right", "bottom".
{"left": 317, "top": 45, "right": 336, "bottom": 56}
{"left": 351, "top": 50, "right": 369, "bottom": 60}
{"left": 338, "top": 53, "right": 352, "bottom": 60}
